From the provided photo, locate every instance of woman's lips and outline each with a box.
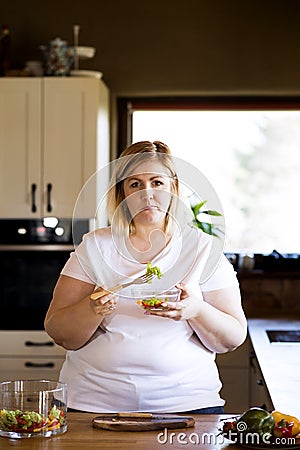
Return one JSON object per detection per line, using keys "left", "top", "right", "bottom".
{"left": 139, "top": 205, "right": 160, "bottom": 212}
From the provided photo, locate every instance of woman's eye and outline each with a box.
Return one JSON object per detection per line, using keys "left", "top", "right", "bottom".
{"left": 153, "top": 180, "right": 164, "bottom": 187}
{"left": 129, "top": 181, "right": 140, "bottom": 188}
{"left": 127, "top": 178, "right": 166, "bottom": 189}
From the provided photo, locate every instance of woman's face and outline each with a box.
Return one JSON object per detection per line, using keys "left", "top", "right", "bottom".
{"left": 123, "top": 161, "right": 173, "bottom": 229}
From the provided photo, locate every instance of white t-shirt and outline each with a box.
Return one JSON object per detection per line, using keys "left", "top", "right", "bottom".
{"left": 59, "top": 225, "right": 239, "bottom": 413}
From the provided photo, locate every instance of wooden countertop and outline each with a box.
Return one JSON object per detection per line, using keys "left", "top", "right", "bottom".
{"left": 248, "top": 318, "right": 300, "bottom": 417}
{"left": 0, "top": 413, "right": 242, "bottom": 449}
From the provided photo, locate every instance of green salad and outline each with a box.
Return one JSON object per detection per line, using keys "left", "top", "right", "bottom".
{"left": 0, "top": 405, "right": 66, "bottom": 433}
{"left": 137, "top": 297, "right": 165, "bottom": 309}
{"left": 145, "top": 262, "right": 163, "bottom": 281}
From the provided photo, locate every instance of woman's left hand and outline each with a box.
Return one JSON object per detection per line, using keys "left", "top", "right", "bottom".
{"left": 147, "top": 281, "right": 247, "bottom": 352}
{"left": 147, "top": 283, "right": 203, "bottom": 321}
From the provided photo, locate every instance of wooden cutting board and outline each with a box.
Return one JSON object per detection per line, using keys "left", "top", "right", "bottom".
{"left": 92, "top": 412, "right": 195, "bottom": 431}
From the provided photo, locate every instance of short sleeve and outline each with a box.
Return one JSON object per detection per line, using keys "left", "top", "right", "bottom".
{"left": 61, "top": 235, "right": 96, "bottom": 284}
{"left": 61, "top": 249, "right": 95, "bottom": 285}
{"left": 199, "top": 254, "right": 239, "bottom": 291}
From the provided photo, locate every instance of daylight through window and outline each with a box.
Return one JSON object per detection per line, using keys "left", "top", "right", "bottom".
{"left": 132, "top": 110, "right": 300, "bottom": 253}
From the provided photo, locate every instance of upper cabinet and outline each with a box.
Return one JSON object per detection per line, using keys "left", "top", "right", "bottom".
{"left": 0, "top": 77, "right": 109, "bottom": 218}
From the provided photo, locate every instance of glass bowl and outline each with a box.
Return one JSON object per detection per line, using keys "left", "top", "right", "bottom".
{"left": 0, "top": 380, "right": 67, "bottom": 438}
{"left": 133, "top": 287, "right": 181, "bottom": 311}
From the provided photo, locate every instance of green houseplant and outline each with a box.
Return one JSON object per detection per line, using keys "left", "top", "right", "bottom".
{"left": 190, "top": 199, "right": 223, "bottom": 237}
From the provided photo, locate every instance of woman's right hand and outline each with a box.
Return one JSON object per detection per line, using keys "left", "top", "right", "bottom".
{"left": 89, "top": 288, "right": 117, "bottom": 316}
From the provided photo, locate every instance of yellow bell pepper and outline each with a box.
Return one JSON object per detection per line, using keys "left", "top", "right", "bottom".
{"left": 271, "top": 410, "right": 300, "bottom": 436}
{"left": 46, "top": 422, "right": 61, "bottom": 431}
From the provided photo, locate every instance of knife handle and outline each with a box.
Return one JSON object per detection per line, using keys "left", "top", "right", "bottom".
{"left": 90, "top": 285, "right": 122, "bottom": 301}
{"left": 117, "top": 412, "right": 153, "bottom": 419}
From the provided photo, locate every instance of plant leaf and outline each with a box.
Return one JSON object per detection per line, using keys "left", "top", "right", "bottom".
{"left": 191, "top": 200, "right": 207, "bottom": 215}
{"left": 190, "top": 199, "right": 223, "bottom": 238}
{"left": 202, "top": 209, "right": 223, "bottom": 217}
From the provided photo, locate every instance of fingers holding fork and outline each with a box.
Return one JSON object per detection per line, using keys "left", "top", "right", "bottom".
{"left": 89, "top": 287, "right": 117, "bottom": 316}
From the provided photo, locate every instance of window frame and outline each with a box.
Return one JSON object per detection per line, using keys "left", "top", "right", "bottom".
{"left": 117, "top": 96, "right": 300, "bottom": 155}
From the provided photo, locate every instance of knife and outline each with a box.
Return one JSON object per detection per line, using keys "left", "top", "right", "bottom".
{"left": 111, "top": 412, "right": 192, "bottom": 421}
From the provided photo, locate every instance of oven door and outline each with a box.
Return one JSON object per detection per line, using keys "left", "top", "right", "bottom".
{"left": 0, "top": 245, "right": 73, "bottom": 330}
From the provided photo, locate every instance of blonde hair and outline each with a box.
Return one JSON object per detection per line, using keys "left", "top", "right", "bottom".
{"left": 107, "top": 141, "right": 179, "bottom": 236}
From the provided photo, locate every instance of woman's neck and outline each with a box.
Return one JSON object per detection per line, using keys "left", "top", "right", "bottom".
{"left": 127, "top": 226, "right": 171, "bottom": 264}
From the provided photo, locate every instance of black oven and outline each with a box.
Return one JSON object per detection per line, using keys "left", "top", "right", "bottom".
{"left": 0, "top": 219, "right": 89, "bottom": 330}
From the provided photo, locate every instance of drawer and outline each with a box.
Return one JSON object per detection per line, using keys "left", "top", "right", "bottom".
{"left": 0, "top": 331, "right": 65, "bottom": 356}
{"left": 0, "top": 357, "right": 65, "bottom": 382}
{"left": 0, "top": 331, "right": 66, "bottom": 356}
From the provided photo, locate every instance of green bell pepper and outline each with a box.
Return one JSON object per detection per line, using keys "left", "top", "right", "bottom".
{"left": 237, "top": 407, "right": 275, "bottom": 439}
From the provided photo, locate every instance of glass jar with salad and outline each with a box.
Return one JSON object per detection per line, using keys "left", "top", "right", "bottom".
{"left": 0, "top": 380, "right": 67, "bottom": 438}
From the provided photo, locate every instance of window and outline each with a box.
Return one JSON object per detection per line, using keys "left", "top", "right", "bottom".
{"left": 118, "top": 98, "right": 300, "bottom": 254}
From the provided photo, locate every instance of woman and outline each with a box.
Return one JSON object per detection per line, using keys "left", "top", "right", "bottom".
{"left": 45, "top": 140, "right": 247, "bottom": 414}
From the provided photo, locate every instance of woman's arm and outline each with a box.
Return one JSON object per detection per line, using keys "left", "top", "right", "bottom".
{"left": 149, "top": 284, "right": 247, "bottom": 354}
{"left": 187, "top": 285, "right": 247, "bottom": 353}
{"left": 44, "top": 275, "right": 117, "bottom": 351}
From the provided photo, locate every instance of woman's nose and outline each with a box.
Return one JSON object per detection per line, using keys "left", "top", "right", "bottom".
{"left": 140, "top": 189, "right": 153, "bottom": 200}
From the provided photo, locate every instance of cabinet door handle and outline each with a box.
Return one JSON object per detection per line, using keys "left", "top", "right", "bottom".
{"left": 31, "top": 183, "right": 37, "bottom": 213}
{"left": 25, "top": 362, "right": 55, "bottom": 368}
{"left": 46, "top": 183, "right": 53, "bottom": 212}
{"left": 249, "top": 351, "right": 255, "bottom": 368}
{"left": 25, "top": 340, "right": 54, "bottom": 347}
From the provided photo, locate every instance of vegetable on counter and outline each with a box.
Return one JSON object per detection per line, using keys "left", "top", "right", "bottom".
{"left": 236, "top": 407, "right": 274, "bottom": 440}
{"left": 273, "top": 419, "right": 294, "bottom": 439}
{"left": 221, "top": 407, "right": 300, "bottom": 443}
{"left": 272, "top": 410, "right": 300, "bottom": 437}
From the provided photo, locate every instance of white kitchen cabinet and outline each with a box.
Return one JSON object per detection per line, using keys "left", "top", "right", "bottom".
{"left": 0, "top": 77, "right": 109, "bottom": 218}
{"left": 0, "top": 331, "right": 66, "bottom": 381}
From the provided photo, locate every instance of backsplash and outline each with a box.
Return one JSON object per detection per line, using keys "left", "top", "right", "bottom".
{"left": 238, "top": 272, "right": 300, "bottom": 317}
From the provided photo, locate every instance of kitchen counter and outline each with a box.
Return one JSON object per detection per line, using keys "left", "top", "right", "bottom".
{"left": 0, "top": 413, "right": 241, "bottom": 449}
{"left": 248, "top": 318, "right": 300, "bottom": 417}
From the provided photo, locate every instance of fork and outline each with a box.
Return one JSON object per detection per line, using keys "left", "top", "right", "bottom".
{"left": 90, "top": 272, "right": 154, "bottom": 300}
